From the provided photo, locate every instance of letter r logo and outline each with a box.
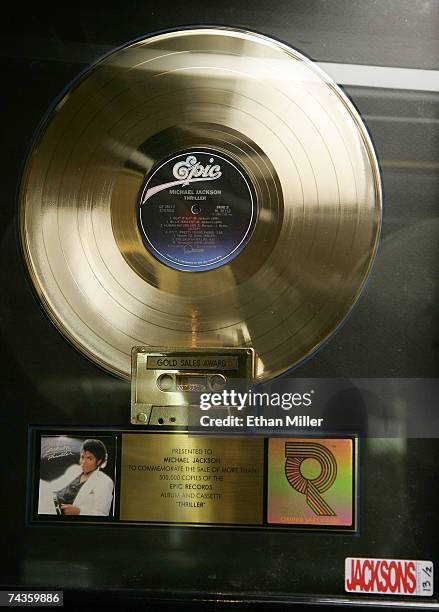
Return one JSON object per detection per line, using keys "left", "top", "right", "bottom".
{"left": 284, "top": 442, "right": 337, "bottom": 516}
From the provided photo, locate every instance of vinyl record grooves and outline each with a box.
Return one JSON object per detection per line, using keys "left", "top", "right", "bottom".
{"left": 20, "top": 27, "right": 382, "bottom": 382}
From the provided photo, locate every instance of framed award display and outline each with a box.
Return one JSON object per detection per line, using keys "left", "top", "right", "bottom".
{"left": 1, "top": 2, "right": 438, "bottom": 610}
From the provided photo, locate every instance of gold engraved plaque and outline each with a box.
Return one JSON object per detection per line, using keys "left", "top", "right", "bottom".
{"left": 120, "top": 433, "right": 264, "bottom": 525}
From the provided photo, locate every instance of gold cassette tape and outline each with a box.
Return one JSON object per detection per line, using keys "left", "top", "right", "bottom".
{"left": 131, "top": 347, "right": 254, "bottom": 425}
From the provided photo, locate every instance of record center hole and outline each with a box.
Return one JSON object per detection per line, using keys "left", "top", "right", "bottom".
{"left": 191, "top": 204, "right": 201, "bottom": 214}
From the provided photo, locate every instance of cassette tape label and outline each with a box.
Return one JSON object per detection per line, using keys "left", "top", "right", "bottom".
{"left": 147, "top": 355, "right": 239, "bottom": 370}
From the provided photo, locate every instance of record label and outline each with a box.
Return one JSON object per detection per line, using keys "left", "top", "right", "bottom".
{"left": 137, "top": 149, "right": 256, "bottom": 271}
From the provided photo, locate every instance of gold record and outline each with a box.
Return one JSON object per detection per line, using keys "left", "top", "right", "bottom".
{"left": 20, "top": 28, "right": 382, "bottom": 382}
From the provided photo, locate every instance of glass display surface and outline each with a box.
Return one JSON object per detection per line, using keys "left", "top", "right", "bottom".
{"left": 1, "top": 2, "right": 438, "bottom": 609}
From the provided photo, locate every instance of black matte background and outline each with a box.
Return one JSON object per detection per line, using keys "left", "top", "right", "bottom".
{"left": 1, "top": 1, "right": 438, "bottom": 610}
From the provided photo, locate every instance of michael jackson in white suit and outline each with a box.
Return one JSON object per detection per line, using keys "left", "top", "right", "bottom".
{"left": 38, "top": 439, "right": 114, "bottom": 516}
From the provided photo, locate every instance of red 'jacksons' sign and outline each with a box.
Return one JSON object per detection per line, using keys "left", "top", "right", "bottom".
{"left": 345, "top": 558, "right": 433, "bottom": 597}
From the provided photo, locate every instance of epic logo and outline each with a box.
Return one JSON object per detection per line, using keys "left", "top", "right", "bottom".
{"left": 285, "top": 442, "right": 337, "bottom": 516}
{"left": 173, "top": 155, "right": 222, "bottom": 186}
